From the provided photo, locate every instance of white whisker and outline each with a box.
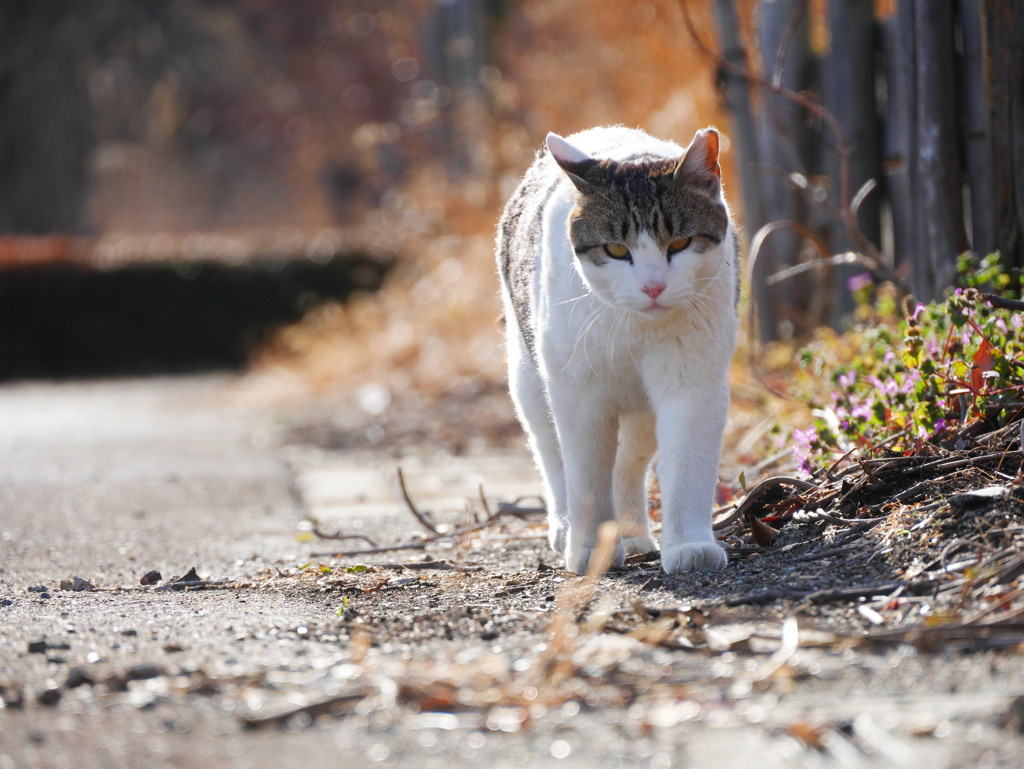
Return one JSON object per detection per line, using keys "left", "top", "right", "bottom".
{"left": 564, "top": 305, "right": 603, "bottom": 372}
{"left": 580, "top": 304, "right": 610, "bottom": 375}
{"left": 553, "top": 294, "right": 590, "bottom": 307}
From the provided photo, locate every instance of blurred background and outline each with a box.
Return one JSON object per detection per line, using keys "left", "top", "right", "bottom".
{"left": 0, "top": 0, "right": 738, "bottom": 391}
{"left": 1, "top": 0, "right": 1020, "bottom": 413}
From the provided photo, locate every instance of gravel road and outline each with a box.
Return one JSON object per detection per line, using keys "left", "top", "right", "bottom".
{"left": 2, "top": 376, "right": 1023, "bottom": 768}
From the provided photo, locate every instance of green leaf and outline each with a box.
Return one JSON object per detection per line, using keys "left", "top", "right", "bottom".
{"left": 902, "top": 348, "right": 921, "bottom": 368}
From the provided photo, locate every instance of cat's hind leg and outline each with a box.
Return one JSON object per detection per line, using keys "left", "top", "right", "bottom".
{"left": 506, "top": 328, "right": 569, "bottom": 552}
{"left": 614, "top": 413, "right": 658, "bottom": 556}
{"left": 548, "top": 390, "right": 624, "bottom": 574}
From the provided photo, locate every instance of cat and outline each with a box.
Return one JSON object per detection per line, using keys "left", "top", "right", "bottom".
{"left": 496, "top": 125, "right": 738, "bottom": 575}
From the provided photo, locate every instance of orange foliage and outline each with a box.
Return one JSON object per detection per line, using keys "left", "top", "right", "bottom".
{"left": 249, "top": 0, "right": 767, "bottom": 403}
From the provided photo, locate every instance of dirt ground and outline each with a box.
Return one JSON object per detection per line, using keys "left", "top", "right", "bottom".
{"left": 2, "top": 375, "right": 1024, "bottom": 768}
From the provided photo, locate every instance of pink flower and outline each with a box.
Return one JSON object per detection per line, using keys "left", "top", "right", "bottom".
{"left": 847, "top": 273, "right": 873, "bottom": 292}
{"left": 792, "top": 427, "right": 818, "bottom": 475}
{"left": 851, "top": 403, "right": 873, "bottom": 421}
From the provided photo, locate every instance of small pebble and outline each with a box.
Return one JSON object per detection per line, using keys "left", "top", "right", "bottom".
{"left": 1006, "top": 696, "right": 1024, "bottom": 732}
{"left": 125, "top": 664, "right": 162, "bottom": 682}
{"left": 173, "top": 567, "right": 201, "bottom": 583}
{"left": 65, "top": 667, "right": 94, "bottom": 688}
{"left": 140, "top": 570, "right": 162, "bottom": 586}
{"left": 38, "top": 688, "right": 62, "bottom": 707}
{"left": 59, "top": 576, "right": 94, "bottom": 591}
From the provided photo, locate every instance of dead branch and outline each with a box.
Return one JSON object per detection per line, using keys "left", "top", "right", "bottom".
{"left": 770, "top": 0, "right": 810, "bottom": 90}
{"left": 154, "top": 580, "right": 234, "bottom": 592}
{"left": 376, "top": 560, "right": 482, "bottom": 572}
{"left": 310, "top": 530, "right": 379, "bottom": 547}
{"left": 495, "top": 501, "right": 547, "bottom": 517}
{"left": 725, "top": 580, "right": 902, "bottom": 607}
{"left": 311, "top": 499, "right": 543, "bottom": 559}
{"left": 478, "top": 483, "right": 492, "bottom": 519}
{"left": 312, "top": 541, "right": 427, "bottom": 558}
{"left": 397, "top": 467, "right": 440, "bottom": 535}
{"left": 980, "top": 293, "right": 1024, "bottom": 312}
{"left": 733, "top": 475, "right": 819, "bottom": 524}
{"left": 241, "top": 689, "right": 368, "bottom": 729}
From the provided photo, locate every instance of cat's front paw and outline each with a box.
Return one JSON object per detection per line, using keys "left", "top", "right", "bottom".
{"left": 564, "top": 540, "right": 626, "bottom": 575}
{"left": 622, "top": 535, "right": 658, "bottom": 556}
{"left": 661, "top": 541, "right": 727, "bottom": 574}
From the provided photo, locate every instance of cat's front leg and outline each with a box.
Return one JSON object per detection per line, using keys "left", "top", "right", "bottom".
{"left": 654, "top": 384, "right": 730, "bottom": 574}
{"left": 549, "top": 395, "right": 625, "bottom": 574}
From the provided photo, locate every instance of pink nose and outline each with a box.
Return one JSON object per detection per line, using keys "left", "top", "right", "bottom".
{"left": 643, "top": 283, "right": 666, "bottom": 299}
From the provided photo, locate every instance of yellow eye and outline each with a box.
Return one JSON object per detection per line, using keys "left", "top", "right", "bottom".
{"left": 604, "top": 243, "right": 631, "bottom": 259}
{"left": 667, "top": 237, "right": 692, "bottom": 254}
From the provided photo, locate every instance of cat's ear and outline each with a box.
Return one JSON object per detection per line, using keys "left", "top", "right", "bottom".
{"left": 674, "top": 128, "right": 721, "bottom": 190}
{"left": 547, "top": 132, "right": 600, "bottom": 193}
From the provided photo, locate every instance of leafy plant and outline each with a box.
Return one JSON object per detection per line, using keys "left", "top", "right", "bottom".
{"left": 792, "top": 253, "right": 1024, "bottom": 473}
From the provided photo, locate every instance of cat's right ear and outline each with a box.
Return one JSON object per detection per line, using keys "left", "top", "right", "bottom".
{"left": 547, "top": 132, "right": 598, "bottom": 193}
{"left": 673, "top": 128, "right": 722, "bottom": 194}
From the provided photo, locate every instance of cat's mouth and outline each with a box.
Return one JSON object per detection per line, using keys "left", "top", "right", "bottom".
{"left": 642, "top": 300, "right": 673, "bottom": 315}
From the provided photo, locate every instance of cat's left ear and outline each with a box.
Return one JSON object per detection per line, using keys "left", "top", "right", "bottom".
{"left": 674, "top": 128, "right": 721, "bottom": 190}
{"left": 547, "top": 132, "right": 600, "bottom": 193}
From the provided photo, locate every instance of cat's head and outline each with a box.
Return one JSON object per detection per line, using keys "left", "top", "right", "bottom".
{"left": 547, "top": 128, "right": 731, "bottom": 318}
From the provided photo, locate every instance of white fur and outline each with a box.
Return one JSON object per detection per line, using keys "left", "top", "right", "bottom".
{"left": 502, "top": 126, "right": 738, "bottom": 575}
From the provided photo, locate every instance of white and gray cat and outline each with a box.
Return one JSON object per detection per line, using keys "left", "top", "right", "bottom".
{"left": 497, "top": 126, "right": 738, "bottom": 575}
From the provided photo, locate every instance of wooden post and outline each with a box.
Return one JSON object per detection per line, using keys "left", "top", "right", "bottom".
{"left": 958, "top": 0, "right": 994, "bottom": 258}
{"left": 882, "top": 6, "right": 918, "bottom": 280}
{"left": 710, "top": 0, "right": 775, "bottom": 338}
{"left": 755, "top": 0, "right": 814, "bottom": 334}
{"left": 824, "top": 0, "right": 882, "bottom": 322}
{"left": 983, "top": 0, "right": 1024, "bottom": 270}
{"left": 914, "top": 0, "right": 969, "bottom": 301}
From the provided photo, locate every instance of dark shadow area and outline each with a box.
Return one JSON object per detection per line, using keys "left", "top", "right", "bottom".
{"left": 0, "top": 253, "right": 391, "bottom": 380}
